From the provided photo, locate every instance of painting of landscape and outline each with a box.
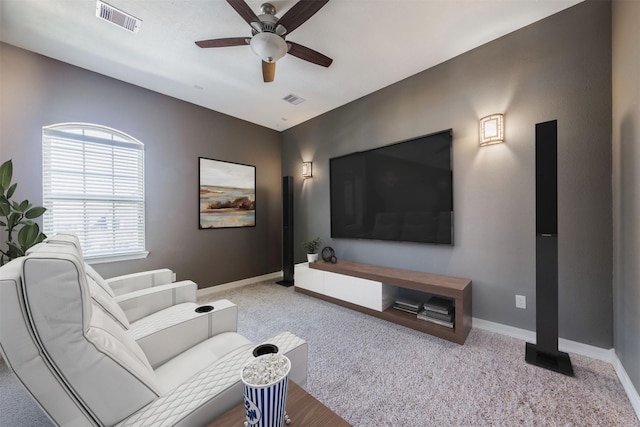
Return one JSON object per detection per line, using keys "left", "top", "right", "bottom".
{"left": 199, "top": 157, "right": 256, "bottom": 228}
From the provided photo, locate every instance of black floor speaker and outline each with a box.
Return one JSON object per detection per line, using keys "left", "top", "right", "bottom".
{"left": 276, "top": 176, "right": 294, "bottom": 287}
{"left": 525, "top": 120, "right": 574, "bottom": 376}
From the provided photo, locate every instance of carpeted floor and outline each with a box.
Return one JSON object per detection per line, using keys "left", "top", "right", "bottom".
{"left": 204, "top": 282, "right": 639, "bottom": 427}
{"left": 1, "top": 280, "right": 638, "bottom": 426}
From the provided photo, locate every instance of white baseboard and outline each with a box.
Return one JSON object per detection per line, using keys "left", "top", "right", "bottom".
{"left": 472, "top": 317, "right": 537, "bottom": 345}
{"left": 197, "top": 271, "right": 282, "bottom": 298}
{"left": 557, "top": 337, "right": 615, "bottom": 364}
{"left": 472, "top": 317, "right": 614, "bottom": 363}
{"left": 612, "top": 352, "right": 640, "bottom": 421}
{"left": 473, "top": 317, "right": 639, "bottom": 422}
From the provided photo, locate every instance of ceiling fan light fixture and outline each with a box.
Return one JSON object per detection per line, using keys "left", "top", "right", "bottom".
{"left": 250, "top": 32, "right": 287, "bottom": 63}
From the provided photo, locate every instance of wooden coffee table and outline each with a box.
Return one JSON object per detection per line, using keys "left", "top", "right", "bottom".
{"left": 208, "top": 381, "right": 351, "bottom": 426}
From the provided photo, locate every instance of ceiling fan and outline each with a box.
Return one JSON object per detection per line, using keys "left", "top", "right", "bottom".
{"left": 195, "top": 0, "right": 333, "bottom": 83}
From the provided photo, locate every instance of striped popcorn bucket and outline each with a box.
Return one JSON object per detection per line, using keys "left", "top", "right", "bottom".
{"left": 241, "top": 354, "right": 291, "bottom": 427}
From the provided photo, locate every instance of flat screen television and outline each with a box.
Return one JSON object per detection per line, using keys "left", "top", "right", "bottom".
{"left": 330, "top": 129, "right": 453, "bottom": 245}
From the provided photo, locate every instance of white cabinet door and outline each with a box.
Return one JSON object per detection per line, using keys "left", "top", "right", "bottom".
{"left": 294, "top": 263, "right": 324, "bottom": 293}
{"left": 323, "top": 271, "right": 383, "bottom": 311}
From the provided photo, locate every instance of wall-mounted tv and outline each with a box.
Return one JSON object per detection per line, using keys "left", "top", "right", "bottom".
{"left": 330, "top": 129, "right": 453, "bottom": 245}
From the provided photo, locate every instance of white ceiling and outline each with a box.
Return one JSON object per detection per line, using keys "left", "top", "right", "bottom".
{"left": 0, "top": 0, "right": 582, "bottom": 131}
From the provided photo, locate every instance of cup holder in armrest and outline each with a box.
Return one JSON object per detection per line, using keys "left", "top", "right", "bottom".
{"left": 195, "top": 305, "right": 214, "bottom": 313}
{"left": 252, "top": 343, "right": 279, "bottom": 357}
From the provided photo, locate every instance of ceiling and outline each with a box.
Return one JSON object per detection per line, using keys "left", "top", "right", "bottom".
{"left": 0, "top": 0, "right": 582, "bottom": 131}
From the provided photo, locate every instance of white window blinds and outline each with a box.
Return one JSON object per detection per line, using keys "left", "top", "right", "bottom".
{"left": 42, "top": 124, "right": 145, "bottom": 260}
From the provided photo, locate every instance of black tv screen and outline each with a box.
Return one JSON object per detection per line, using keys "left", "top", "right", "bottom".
{"left": 330, "top": 129, "right": 453, "bottom": 245}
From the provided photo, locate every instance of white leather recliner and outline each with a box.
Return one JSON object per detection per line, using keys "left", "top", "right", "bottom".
{"left": 0, "top": 242, "right": 308, "bottom": 426}
{"left": 40, "top": 232, "right": 198, "bottom": 322}
{"left": 35, "top": 232, "right": 210, "bottom": 353}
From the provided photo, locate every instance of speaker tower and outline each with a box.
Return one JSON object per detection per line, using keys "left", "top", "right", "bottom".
{"left": 277, "top": 176, "right": 294, "bottom": 287}
{"left": 525, "top": 120, "right": 574, "bottom": 376}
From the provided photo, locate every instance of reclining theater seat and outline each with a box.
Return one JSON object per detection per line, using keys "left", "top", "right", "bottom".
{"left": 30, "top": 239, "right": 248, "bottom": 370}
{"left": 29, "top": 237, "right": 204, "bottom": 352}
{"left": 41, "top": 232, "right": 197, "bottom": 322}
{"left": 0, "top": 244, "right": 308, "bottom": 426}
{"left": 43, "top": 232, "right": 178, "bottom": 295}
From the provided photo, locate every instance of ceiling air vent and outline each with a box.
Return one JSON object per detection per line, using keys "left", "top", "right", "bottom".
{"left": 283, "top": 94, "right": 305, "bottom": 105}
{"left": 96, "top": 1, "right": 142, "bottom": 33}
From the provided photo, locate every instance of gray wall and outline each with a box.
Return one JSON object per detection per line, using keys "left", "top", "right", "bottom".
{"left": 0, "top": 42, "right": 283, "bottom": 288}
{"left": 282, "top": 1, "right": 613, "bottom": 348}
{"left": 0, "top": 0, "right": 630, "bottom": 362}
{"left": 612, "top": 0, "right": 640, "bottom": 394}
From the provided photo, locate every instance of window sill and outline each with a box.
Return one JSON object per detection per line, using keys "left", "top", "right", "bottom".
{"left": 86, "top": 251, "right": 149, "bottom": 265}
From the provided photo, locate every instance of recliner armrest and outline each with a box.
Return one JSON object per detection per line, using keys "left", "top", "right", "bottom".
{"left": 107, "top": 268, "right": 174, "bottom": 296}
{"left": 115, "top": 280, "right": 197, "bottom": 322}
{"left": 131, "top": 299, "right": 238, "bottom": 368}
{"left": 117, "top": 332, "right": 308, "bottom": 427}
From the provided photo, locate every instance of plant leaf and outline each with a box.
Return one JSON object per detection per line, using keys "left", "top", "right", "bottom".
{"left": 18, "top": 200, "right": 29, "bottom": 212}
{"left": 6, "top": 183, "right": 17, "bottom": 199}
{"left": 18, "top": 223, "right": 40, "bottom": 249}
{"left": 0, "top": 202, "right": 9, "bottom": 217}
{"left": 6, "top": 241, "right": 24, "bottom": 258}
{"left": 25, "top": 206, "right": 46, "bottom": 219}
{"left": 36, "top": 233, "right": 47, "bottom": 244}
{"left": 8, "top": 212, "right": 19, "bottom": 229}
{"left": 0, "top": 160, "right": 12, "bottom": 193}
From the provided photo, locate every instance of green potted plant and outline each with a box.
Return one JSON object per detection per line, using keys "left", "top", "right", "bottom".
{"left": 302, "top": 236, "right": 321, "bottom": 263}
{"left": 0, "top": 159, "right": 47, "bottom": 265}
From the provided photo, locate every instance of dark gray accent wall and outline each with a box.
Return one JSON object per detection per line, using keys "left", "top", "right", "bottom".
{"left": 282, "top": 1, "right": 613, "bottom": 347}
{"left": 612, "top": 0, "right": 640, "bottom": 395}
{"left": 0, "top": 42, "right": 282, "bottom": 288}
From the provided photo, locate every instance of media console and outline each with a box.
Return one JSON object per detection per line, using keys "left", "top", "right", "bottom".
{"left": 295, "top": 260, "right": 472, "bottom": 344}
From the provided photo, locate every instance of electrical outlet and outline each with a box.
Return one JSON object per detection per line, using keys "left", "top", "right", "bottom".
{"left": 516, "top": 295, "right": 526, "bottom": 309}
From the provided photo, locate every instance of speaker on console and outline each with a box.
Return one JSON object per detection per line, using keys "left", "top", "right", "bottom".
{"left": 277, "top": 176, "right": 295, "bottom": 287}
{"left": 525, "top": 120, "right": 574, "bottom": 376}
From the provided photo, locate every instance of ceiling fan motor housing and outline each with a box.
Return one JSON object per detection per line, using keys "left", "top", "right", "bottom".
{"left": 249, "top": 4, "right": 288, "bottom": 63}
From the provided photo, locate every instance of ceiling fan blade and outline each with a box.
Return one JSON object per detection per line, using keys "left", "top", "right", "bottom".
{"left": 277, "top": 0, "right": 329, "bottom": 35}
{"left": 226, "top": 0, "right": 261, "bottom": 26}
{"left": 262, "top": 61, "right": 276, "bottom": 83}
{"left": 195, "top": 37, "right": 249, "bottom": 48}
{"left": 287, "top": 42, "right": 333, "bottom": 67}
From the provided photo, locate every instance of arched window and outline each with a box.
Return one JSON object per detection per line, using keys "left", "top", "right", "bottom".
{"left": 42, "top": 123, "right": 146, "bottom": 262}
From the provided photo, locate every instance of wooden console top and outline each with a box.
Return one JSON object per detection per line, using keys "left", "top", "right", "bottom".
{"left": 310, "top": 260, "right": 471, "bottom": 299}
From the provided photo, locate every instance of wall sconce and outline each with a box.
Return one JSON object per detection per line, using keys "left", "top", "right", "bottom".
{"left": 302, "top": 162, "right": 313, "bottom": 178}
{"left": 479, "top": 113, "right": 505, "bottom": 146}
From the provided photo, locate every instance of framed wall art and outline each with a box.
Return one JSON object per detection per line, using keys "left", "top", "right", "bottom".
{"left": 199, "top": 157, "right": 256, "bottom": 229}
